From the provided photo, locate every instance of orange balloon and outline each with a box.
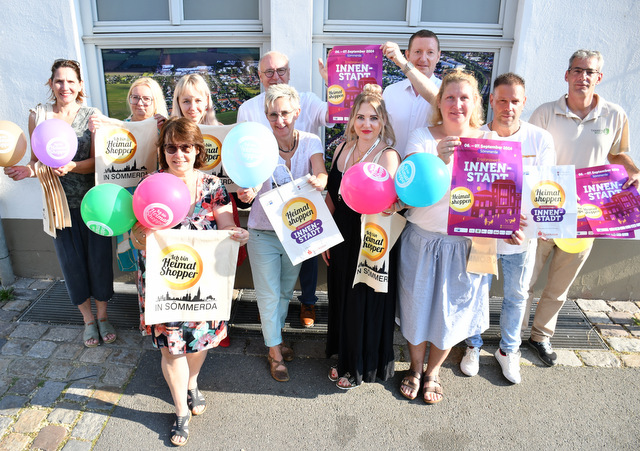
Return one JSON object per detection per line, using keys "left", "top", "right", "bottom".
{"left": 0, "top": 120, "right": 27, "bottom": 167}
{"left": 554, "top": 237, "right": 594, "bottom": 254}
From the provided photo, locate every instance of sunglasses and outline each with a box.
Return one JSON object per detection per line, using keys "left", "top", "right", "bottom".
{"left": 164, "top": 144, "right": 195, "bottom": 154}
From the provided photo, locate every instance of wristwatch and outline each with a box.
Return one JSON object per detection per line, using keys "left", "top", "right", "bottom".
{"left": 401, "top": 61, "right": 415, "bottom": 74}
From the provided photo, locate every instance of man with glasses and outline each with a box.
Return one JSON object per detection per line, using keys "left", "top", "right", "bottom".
{"left": 237, "top": 50, "right": 331, "bottom": 328}
{"left": 524, "top": 49, "right": 640, "bottom": 366}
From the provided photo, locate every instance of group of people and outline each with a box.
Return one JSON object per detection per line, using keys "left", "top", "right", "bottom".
{"left": 3, "top": 27, "right": 638, "bottom": 446}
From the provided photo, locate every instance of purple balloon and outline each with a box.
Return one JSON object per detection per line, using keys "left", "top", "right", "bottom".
{"left": 31, "top": 118, "right": 78, "bottom": 168}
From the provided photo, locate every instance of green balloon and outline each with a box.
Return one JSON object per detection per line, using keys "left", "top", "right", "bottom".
{"left": 81, "top": 184, "right": 136, "bottom": 236}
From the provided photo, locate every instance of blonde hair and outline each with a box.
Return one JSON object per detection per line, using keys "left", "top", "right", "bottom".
{"left": 127, "top": 77, "right": 168, "bottom": 119}
{"left": 345, "top": 84, "right": 395, "bottom": 146}
{"left": 430, "top": 70, "right": 484, "bottom": 128}
{"left": 170, "top": 74, "right": 219, "bottom": 125}
{"left": 264, "top": 84, "right": 300, "bottom": 113}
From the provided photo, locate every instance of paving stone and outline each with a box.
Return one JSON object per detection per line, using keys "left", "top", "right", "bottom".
{"left": 609, "top": 301, "right": 640, "bottom": 313}
{"left": 26, "top": 341, "right": 58, "bottom": 358}
{"left": 9, "top": 378, "right": 39, "bottom": 395}
{"left": 52, "top": 343, "right": 84, "bottom": 360}
{"left": 607, "top": 337, "right": 640, "bottom": 352}
{"left": 41, "top": 327, "right": 81, "bottom": 343}
{"left": 0, "top": 416, "right": 14, "bottom": 437}
{"left": 79, "top": 346, "right": 112, "bottom": 364}
{"left": 113, "top": 330, "right": 145, "bottom": 349}
{"left": 597, "top": 324, "right": 629, "bottom": 338}
{"left": 0, "top": 310, "right": 15, "bottom": 322}
{"left": 1, "top": 300, "right": 31, "bottom": 312}
{"left": 0, "top": 321, "right": 17, "bottom": 337}
{"left": 0, "top": 376, "right": 11, "bottom": 396}
{"left": 627, "top": 326, "right": 640, "bottom": 337}
{"left": 12, "top": 408, "right": 48, "bottom": 433}
{"left": 555, "top": 350, "right": 584, "bottom": 367}
{"left": 1, "top": 340, "right": 32, "bottom": 356}
{"left": 100, "top": 364, "right": 134, "bottom": 386}
{"left": 32, "top": 424, "right": 68, "bottom": 451}
{"left": 64, "top": 383, "right": 94, "bottom": 403}
{"left": 31, "top": 381, "right": 67, "bottom": 407}
{"left": 86, "top": 387, "right": 122, "bottom": 411}
{"left": 6, "top": 358, "right": 46, "bottom": 377}
{"left": 29, "top": 279, "right": 55, "bottom": 290}
{"left": 62, "top": 439, "right": 92, "bottom": 451}
{"left": 9, "top": 323, "right": 47, "bottom": 339}
{"left": 0, "top": 395, "right": 28, "bottom": 416}
{"left": 44, "top": 361, "right": 74, "bottom": 380}
{"left": 578, "top": 350, "right": 621, "bottom": 368}
{"left": 584, "top": 311, "right": 612, "bottom": 324}
{"left": 48, "top": 402, "right": 81, "bottom": 425}
{"left": 0, "top": 432, "right": 31, "bottom": 451}
{"left": 575, "top": 298, "right": 611, "bottom": 312}
{"left": 68, "top": 365, "right": 104, "bottom": 385}
{"left": 0, "top": 357, "right": 11, "bottom": 375}
{"left": 620, "top": 354, "right": 640, "bottom": 367}
{"left": 105, "top": 348, "right": 141, "bottom": 367}
{"left": 10, "top": 278, "right": 36, "bottom": 289}
{"left": 608, "top": 311, "right": 635, "bottom": 325}
{"left": 11, "top": 288, "right": 41, "bottom": 301}
{"left": 71, "top": 411, "right": 108, "bottom": 440}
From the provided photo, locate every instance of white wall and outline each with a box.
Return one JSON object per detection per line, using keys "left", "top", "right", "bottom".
{"left": 0, "top": 0, "right": 89, "bottom": 219}
{"left": 513, "top": 0, "right": 640, "bottom": 165}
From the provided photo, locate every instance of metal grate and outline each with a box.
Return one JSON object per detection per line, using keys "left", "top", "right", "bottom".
{"left": 18, "top": 282, "right": 607, "bottom": 350}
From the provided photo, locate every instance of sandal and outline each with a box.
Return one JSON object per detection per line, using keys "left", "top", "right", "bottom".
{"left": 170, "top": 412, "right": 191, "bottom": 447}
{"left": 267, "top": 355, "right": 289, "bottom": 382}
{"left": 400, "top": 370, "right": 422, "bottom": 400}
{"left": 187, "top": 386, "right": 207, "bottom": 416}
{"left": 83, "top": 322, "right": 99, "bottom": 348}
{"left": 336, "top": 372, "right": 359, "bottom": 390}
{"left": 97, "top": 318, "right": 117, "bottom": 344}
{"left": 280, "top": 344, "right": 294, "bottom": 362}
{"left": 328, "top": 365, "right": 338, "bottom": 382}
{"left": 423, "top": 374, "right": 444, "bottom": 405}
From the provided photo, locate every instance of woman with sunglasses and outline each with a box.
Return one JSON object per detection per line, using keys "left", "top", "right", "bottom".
{"left": 237, "top": 84, "right": 327, "bottom": 382}
{"left": 130, "top": 117, "right": 248, "bottom": 446}
{"left": 4, "top": 59, "right": 116, "bottom": 348}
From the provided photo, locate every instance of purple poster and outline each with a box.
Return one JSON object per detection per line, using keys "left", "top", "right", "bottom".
{"left": 576, "top": 164, "right": 640, "bottom": 238}
{"left": 448, "top": 137, "right": 522, "bottom": 238}
{"left": 327, "top": 45, "right": 383, "bottom": 123}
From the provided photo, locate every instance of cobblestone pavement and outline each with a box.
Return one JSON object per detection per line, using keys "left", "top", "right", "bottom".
{"left": 0, "top": 278, "right": 639, "bottom": 450}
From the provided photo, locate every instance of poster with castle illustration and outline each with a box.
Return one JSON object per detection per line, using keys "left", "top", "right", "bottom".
{"left": 575, "top": 164, "right": 640, "bottom": 237}
{"left": 448, "top": 137, "right": 522, "bottom": 238}
{"left": 327, "top": 45, "right": 383, "bottom": 123}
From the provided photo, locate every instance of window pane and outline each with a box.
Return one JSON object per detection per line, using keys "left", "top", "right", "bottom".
{"left": 328, "top": 0, "right": 406, "bottom": 21}
{"left": 421, "top": 0, "right": 501, "bottom": 24}
{"left": 183, "top": 0, "right": 260, "bottom": 20}
{"left": 96, "top": 0, "right": 169, "bottom": 21}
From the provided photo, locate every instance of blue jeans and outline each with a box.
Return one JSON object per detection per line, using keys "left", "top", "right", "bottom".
{"left": 247, "top": 229, "right": 301, "bottom": 347}
{"left": 466, "top": 250, "right": 533, "bottom": 354}
{"left": 297, "top": 256, "right": 318, "bottom": 305}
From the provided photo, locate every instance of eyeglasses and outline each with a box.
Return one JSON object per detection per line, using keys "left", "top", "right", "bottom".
{"left": 130, "top": 95, "right": 153, "bottom": 105}
{"left": 261, "top": 67, "right": 289, "bottom": 78}
{"left": 266, "top": 110, "right": 295, "bottom": 122}
{"left": 164, "top": 144, "right": 195, "bottom": 154}
{"left": 568, "top": 67, "right": 600, "bottom": 77}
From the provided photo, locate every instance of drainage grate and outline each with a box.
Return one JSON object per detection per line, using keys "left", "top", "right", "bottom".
{"left": 18, "top": 281, "right": 606, "bottom": 350}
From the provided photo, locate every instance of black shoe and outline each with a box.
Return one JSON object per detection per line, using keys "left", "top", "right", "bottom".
{"left": 528, "top": 338, "right": 557, "bottom": 366}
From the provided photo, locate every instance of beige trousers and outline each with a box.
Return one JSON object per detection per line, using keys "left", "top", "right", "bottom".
{"left": 522, "top": 238, "right": 593, "bottom": 342}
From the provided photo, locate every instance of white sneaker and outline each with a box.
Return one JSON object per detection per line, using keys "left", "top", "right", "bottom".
{"left": 495, "top": 349, "right": 521, "bottom": 384}
{"left": 460, "top": 346, "right": 480, "bottom": 376}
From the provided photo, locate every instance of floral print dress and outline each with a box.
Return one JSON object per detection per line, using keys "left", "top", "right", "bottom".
{"left": 137, "top": 170, "right": 231, "bottom": 354}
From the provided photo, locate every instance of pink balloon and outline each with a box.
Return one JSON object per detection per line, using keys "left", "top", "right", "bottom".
{"left": 132, "top": 173, "right": 191, "bottom": 229}
{"left": 340, "top": 162, "right": 397, "bottom": 214}
{"left": 31, "top": 118, "right": 78, "bottom": 168}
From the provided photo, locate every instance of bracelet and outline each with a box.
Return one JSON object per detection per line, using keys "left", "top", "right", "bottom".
{"left": 401, "top": 61, "right": 415, "bottom": 74}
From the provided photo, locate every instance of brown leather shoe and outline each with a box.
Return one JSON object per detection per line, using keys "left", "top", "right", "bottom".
{"left": 300, "top": 304, "right": 316, "bottom": 328}
{"left": 267, "top": 355, "right": 289, "bottom": 382}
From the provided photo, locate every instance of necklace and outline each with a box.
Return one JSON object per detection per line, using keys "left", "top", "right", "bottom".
{"left": 278, "top": 131, "right": 298, "bottom": 154}
{"left": 353, "top": 136, "right": 381, "bottom": 164}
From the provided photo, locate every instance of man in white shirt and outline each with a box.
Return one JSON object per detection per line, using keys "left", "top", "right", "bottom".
{"left": 459, "top": 73, "right": 556, "bottom": 384}
{"left": 382, "top": 30, "right": 442, "bottom": 157}
{"left": 237, "top": 50, "right": 331, "bottom": 328}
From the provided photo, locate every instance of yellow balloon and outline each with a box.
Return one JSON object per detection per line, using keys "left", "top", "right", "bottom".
{"left": 0, "top": 120, "right": 27, "bottom": 167}
{"left": 554, "top": 237, "right": 595, "bottom": 254}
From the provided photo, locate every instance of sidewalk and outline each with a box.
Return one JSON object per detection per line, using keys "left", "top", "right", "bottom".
{"left": 0, "top": 278, "right": 639, "bottom": 450}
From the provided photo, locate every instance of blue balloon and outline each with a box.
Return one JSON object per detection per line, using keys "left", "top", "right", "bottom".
{"left": 394, "top": 153, "right": 450, "bottom": 207}
{"left": 221, "top": 122, "right": 279, "bottom": 188}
